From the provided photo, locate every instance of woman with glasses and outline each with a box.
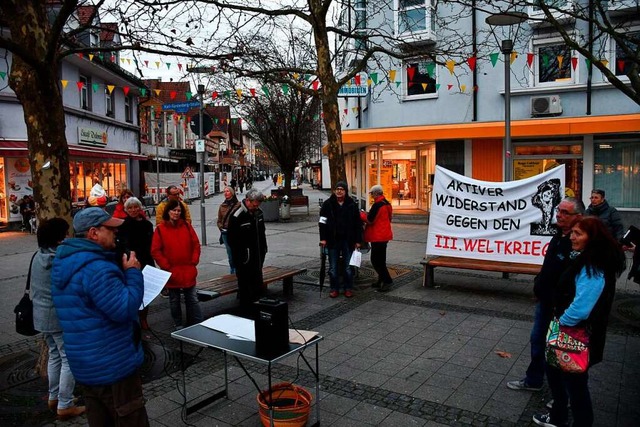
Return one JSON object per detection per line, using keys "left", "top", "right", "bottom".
{"left": 118, "top": 197, "right": 155, "bottom": 330}
{"left": 151, "top": 199, "right": 202, "bottom": 330}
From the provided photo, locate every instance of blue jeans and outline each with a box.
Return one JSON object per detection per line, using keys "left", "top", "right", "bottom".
{"left": 547, "top": 364, "right": 592, "bottom": 426}
{"left": 525, "top": 302, "right": 553, "bottom": 387}
{"left": 328, "top": 241, "right": 353, "bottom": 291}
{"left": 169, "top": 287, "right": 203, "bottom": 327}
{"left": 44, "top": 332, "right": 76, "bottom": 409}
{"left": 221, "top": 231, "right": 235, "bottom": 273}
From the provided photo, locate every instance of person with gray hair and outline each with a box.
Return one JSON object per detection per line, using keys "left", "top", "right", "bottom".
{"left": 227, "top": 188, "right": 268, "bottom": 316}
{"left": 360, "top": 184, "right": 394, "bottom": 292}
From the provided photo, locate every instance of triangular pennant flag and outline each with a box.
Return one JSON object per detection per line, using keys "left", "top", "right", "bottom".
{"left": 557, "top": 55, "right": 564, "bottom": 70}
{"left": 185, "top": 91, "right": 192, "bottom": 100}
{"left": 446, "top": 59, "right": 455, "bottom": 75}
{"left": 282, "top": 83, "right": 289, "bottom": 95}
{"left": 250, "top": 88, "right": 256, "bottom": 97}
{"left": 600, "top": 59, "right": 609, "bottom": 67}
{"left": 98, "top": 54, "right": 104, "bottom": 61}
{"left": 527, "top": 53, "right": 534, "bottom": 68}
{"left": 155, "top": 61, "right": 161, "bottom": 69}
{"left": 133, "top": 59, "right": 138, "bottom": 67}
{"left": 389, "top": 69, "right": 397, "bottom": 82}
{"left": 293, "top": 73, "right": 299, "bottom": 80}
{"left": 76, "top": 81, "right": 85, "bottom": 91}
{"left": 395, "top": 81, "right": 401, "bottom": 88}
{"left": 421, "top": 83, "right": 428, "bottom": 91}
{"left": 236, "top": 89, "right": 243, "bottom": 99}
{"left": 585, "top": 59, "right": 591, "bottom": 68}
{"left": 107, "top": 85, "right": 115, "bottom": 94}
{"left": 89, "top": 54, "right": 94, "bottom": 61}
{"left": 435, "top": 83, "right": 441, "bottom": 91}
{"left": 542, "top": 54, "right": 549, "bottom": 68}
{"left": 214, "top": 118, "right": 219, "bottom": 124}
{"left": 408, "top": 82, "right": 414, "bottom": 88}
{"left": 351, "top": 107, "right": 358, "bottom": 113}
{"left": 354, "top": 74, "right": 361, "bottom": 86}
{"left": 370, "top": 72, "right": 378, "bottom": 84}
{"left": 212, "top": 91, "right": 218, "bottom": 100}
{"left": 617, "top": 59, "right": 625, "bottom": 73}
{"left": 232, "top": 118, "right": 237, "bottom": 124}
{"left": 224, "top": 90, "right": 230, "bottom": 98}
{"left": 510, "top": 52, "right": 517, "bottom": 64}
{"left": 154, "top": 89, "right": 161, "bottom": 96}
{"left": 474, "top": 85, "right": 479, "bottom": 92}
{"left": 140, "top": 88, "right": 147, "bottom": 96}
{"left": 144, "top": 60, "right": 149, "bottom": 68}
{"left": 226, "top": 118, "right": 230, "bottom": 124}
{"left": 92, "top": 83, "right": 99, "bottom": 93}
{"left": 262, "top": 86, "right": 270, "bottom": 97}
{"left": 178, "top": 63, "right": 183, "bottom": 71}
{"left": 169, "top": 90, "right": 177, "bottom": 100}
{"left": 127, "top": 58, "right": 131, "bottom": 65}
{"left": 304, "top": 74, "right": 311, "bottom": 81}
{"left": 407, "top": 66, "right": 416, "bottom": 81}
{"left": 343, "top": 108, "right": 348, "bottom": 115}
{"left": 572, "top": 57, "right": 578, "bottom": 70}
{"left": 120, "top": 58, "right": 125, "bottom": 64}
{"left": 426, "top": 63, "right": 435, "bottom": 77}
{"left": 0, "top": 71, "right": 5, "bottom": 80}
{"left": 490, "top": 52, "right": 499, "bottom": 67}
{"left": 460, "top": 84, "right": 467, "bottom": 92}
{"left": 166, "top": 63, "right": 172, "bottom": 70}
{"left": 61, "top": 80, "right": 68, "bottom": 89}
{"left": 110, "top": 55, "right": 115, "bottom": 62}
{"left": 312, "top": 80, "right": 319, "bottom": 90}
{"left": 78, "top": 53, "right": 84, "bottom": 59}
{"left": 123, "top": 86, "right": 130, "bottom": 96}
{"left": 367, "top": 78, "right": 372, "bottom": 86}
{"left": 447, "top": 84, "right": 453, "bottom": 90}
{"left": 467, "top": 56, "right": 476, "bottom": 71}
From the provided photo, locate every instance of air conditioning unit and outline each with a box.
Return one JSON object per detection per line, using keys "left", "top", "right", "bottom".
{"left": 531, "top": 95, "right": 563, "bottom": 117}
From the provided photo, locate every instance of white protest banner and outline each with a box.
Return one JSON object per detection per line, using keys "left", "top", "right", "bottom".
{"left": 426, "top": 165, "right": 565, "bottom": 265}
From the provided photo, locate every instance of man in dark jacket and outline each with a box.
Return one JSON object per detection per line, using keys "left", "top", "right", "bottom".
{"left": 319, "top": 181, "right": 362, "bottom": 298}
{"left": 227, "top": 188, "right": 268, "bottom": 316}
{"left": 51, "top": 208, "right": 148, "bottom": 426}
{"left": 586, "top": 188, "right": 624, "bottom": 241}
{"left": 507, "top": 197, "right": 584, "bottom": 393}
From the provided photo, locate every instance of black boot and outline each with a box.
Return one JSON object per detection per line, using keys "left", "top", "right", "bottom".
{"left": 372, "top": 278, "right": 381, "bottom": 289}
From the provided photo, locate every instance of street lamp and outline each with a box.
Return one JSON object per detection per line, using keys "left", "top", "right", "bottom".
{"left": 486, "top": 11, "right": 528, "bottom": 182}
{"left": 197, "top": 83, "right": 207, "bottom": 245}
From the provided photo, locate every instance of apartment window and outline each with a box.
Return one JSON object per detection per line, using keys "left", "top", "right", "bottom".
{"left": 404, "top": 59, "right": 437, "bottom": 99}
{"left": 594, "top": 140, "right": 640, "bottom": 208}
{"left": 105, "top": 87, "right": 115, "bottom": 118}
{"left": 124, "top": 95, "right": 133, "bottom": 123}
{"left": 79, "top": 75, "right": 91, "bottom": 110}
{"left": 533, "top": 39, "right": 575, "bottom": 86}
{"left": 89, "top": 31, "right": 99, "bottom": 47}
{"left": 614, "top": 31, "right": 639, "bottom": 78}
{"left": 354, "top": 0, "right": 367, "bottom": 51}
{"left": 397, "top": 0, "right": 435, "bottom": 36}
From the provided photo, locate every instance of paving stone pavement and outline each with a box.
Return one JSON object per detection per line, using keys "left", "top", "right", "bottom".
{"left": 0, "top": 179, "right": 639, "bottom": 426}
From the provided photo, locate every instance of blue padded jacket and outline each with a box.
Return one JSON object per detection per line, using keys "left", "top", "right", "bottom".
{"left": 51, "top": 238, "right": 144, "bottom": 386}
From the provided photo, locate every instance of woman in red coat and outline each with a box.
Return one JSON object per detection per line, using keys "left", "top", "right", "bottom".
{"left": 361, "top": 185, "right": 393, "bottom": 292}
{"left": 151, "top": 199, "right": 202, "bottom": 330}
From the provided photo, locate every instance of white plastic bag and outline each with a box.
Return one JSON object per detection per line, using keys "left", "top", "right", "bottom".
{"left": 349, "top": 249, "right": 362, "bottom": 268}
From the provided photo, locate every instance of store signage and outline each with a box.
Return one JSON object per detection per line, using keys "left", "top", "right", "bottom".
{"left": 78, "top": 127, "right": 108, "bottom": 146}
{"left": 337, "top": 72, "right": 369, "bottom": 97}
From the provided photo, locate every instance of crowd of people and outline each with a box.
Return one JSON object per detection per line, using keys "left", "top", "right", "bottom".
{"left": 23, "top": 178, "right": 636, "bottom": 426}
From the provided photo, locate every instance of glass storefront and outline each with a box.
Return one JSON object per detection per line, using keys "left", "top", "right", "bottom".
{"left": 69, "top": 159, "right": 128, "bottom": 202}
{"left": 594, "top": 140, "right": 640, "bottom": 208}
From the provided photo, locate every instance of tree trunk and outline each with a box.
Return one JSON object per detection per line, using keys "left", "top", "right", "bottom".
{"left": 9, "top": 56, "right": 71, "bottom": 224}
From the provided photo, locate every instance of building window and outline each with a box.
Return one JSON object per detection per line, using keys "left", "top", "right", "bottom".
{"left": 397, "top": 0, "right": 435, "bottom": 37}
{"left": 124, "top": 95, "right": 133, "bottom": 123}
{"left": 105, "top": 87, "right": 115, "bottom": 118}
{"left": 594, "top": 140, "right": 640, "bottom": 208}
{"left": 79, "top": 75, "right": 91, "bottom": 110}
{"left": 404, "top": 58, "right": 437, "bottom": 99}
{"left": 614, "top": 31, "right": 639, "bottom": 78}
{"left": 533, "top": 39, "right": 575, "bottom": 86}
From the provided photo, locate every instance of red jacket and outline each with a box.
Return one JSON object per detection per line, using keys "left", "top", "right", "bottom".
{"left": 151, "top": 219, "right": 201, "bottom": 288}
{"left": 361, "top": 195, "right": 393, "bottom": 243}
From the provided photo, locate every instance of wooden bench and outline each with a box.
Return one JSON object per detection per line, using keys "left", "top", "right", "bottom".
{"left": 289, "top": 195, "right": 309, "bottom": 214}
{"left": 196, "top": 266, "right": 307, "bottom": 301}
{"left": 421, "top": 256, "right": 540, "bottom": 288}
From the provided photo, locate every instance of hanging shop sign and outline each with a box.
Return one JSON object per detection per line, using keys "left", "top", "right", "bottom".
{"left": 78, "top": 127, "right": 108, "bottom": 147}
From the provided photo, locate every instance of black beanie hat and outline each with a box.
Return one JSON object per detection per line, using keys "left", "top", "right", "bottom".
{"left": 335, "top": 181, "right": 348, "bottom": 194}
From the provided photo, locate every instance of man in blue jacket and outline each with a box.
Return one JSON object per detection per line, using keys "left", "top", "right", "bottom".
{"left": 52, "top": 208, "right": 148, "bottom": 426}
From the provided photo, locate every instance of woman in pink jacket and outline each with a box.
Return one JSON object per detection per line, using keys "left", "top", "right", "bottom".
{"left": 151, "top": 199, "right": 202, "bottom": 330}
{"left": 361, "top": 185, "right": 393, "bottom": 292}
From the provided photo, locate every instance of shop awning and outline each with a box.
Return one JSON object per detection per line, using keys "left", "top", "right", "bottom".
{"left": 0, "top": 141, "right": 148, "bottom": 160}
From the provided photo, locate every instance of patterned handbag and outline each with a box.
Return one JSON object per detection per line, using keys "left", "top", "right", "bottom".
{"left": 545, "top": 317, "right": 590, "bottom": 373}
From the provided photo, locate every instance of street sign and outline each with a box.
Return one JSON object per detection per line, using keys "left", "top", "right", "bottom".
{"left": 162, "top": 101, "right": 200, "bottom": 113}
{"left": 189, "top": 114, "right": 214, "bottom": 135}
{"left": 337, "top": 72, "right": 369, "bottom": 97}
{"left": 195, "top": 139, "right": 205, "bottom": 153}
{"left": 181, "top": 167, "right": 195, "bottom": 179}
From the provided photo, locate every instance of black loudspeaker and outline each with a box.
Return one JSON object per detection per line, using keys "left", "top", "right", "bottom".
{"left": 254, "top": 298, "right": 289, "bottom": 359}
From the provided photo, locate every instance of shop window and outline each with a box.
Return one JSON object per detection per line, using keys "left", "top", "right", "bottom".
{"left": 594, "top": 140, "right": 640, "bottom": 208}
{"left": 404, "top": 58, "right": 437, "bottom": 99}
{"left": 436, "top": 140, "right": 464, "bottom": 175}
{"left": 532, "top": 39, "right": 575, "bottom": 86}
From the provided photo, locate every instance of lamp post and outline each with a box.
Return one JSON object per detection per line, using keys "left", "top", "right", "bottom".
{"left": 197, "top": 83, "right": 207, "bottom": 245}
{"left": 486, "top": 11, "right": 528, "bottom": 182}
{"left": 151, "top": 106, "right": 160, "bottom": 202}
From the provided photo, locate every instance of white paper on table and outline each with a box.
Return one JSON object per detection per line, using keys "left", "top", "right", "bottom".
{"left": 140, "top": 266, "right": 171, "bottom": 310}
{"left": 200, "top": 314, "right": 256, "bottom": 341}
